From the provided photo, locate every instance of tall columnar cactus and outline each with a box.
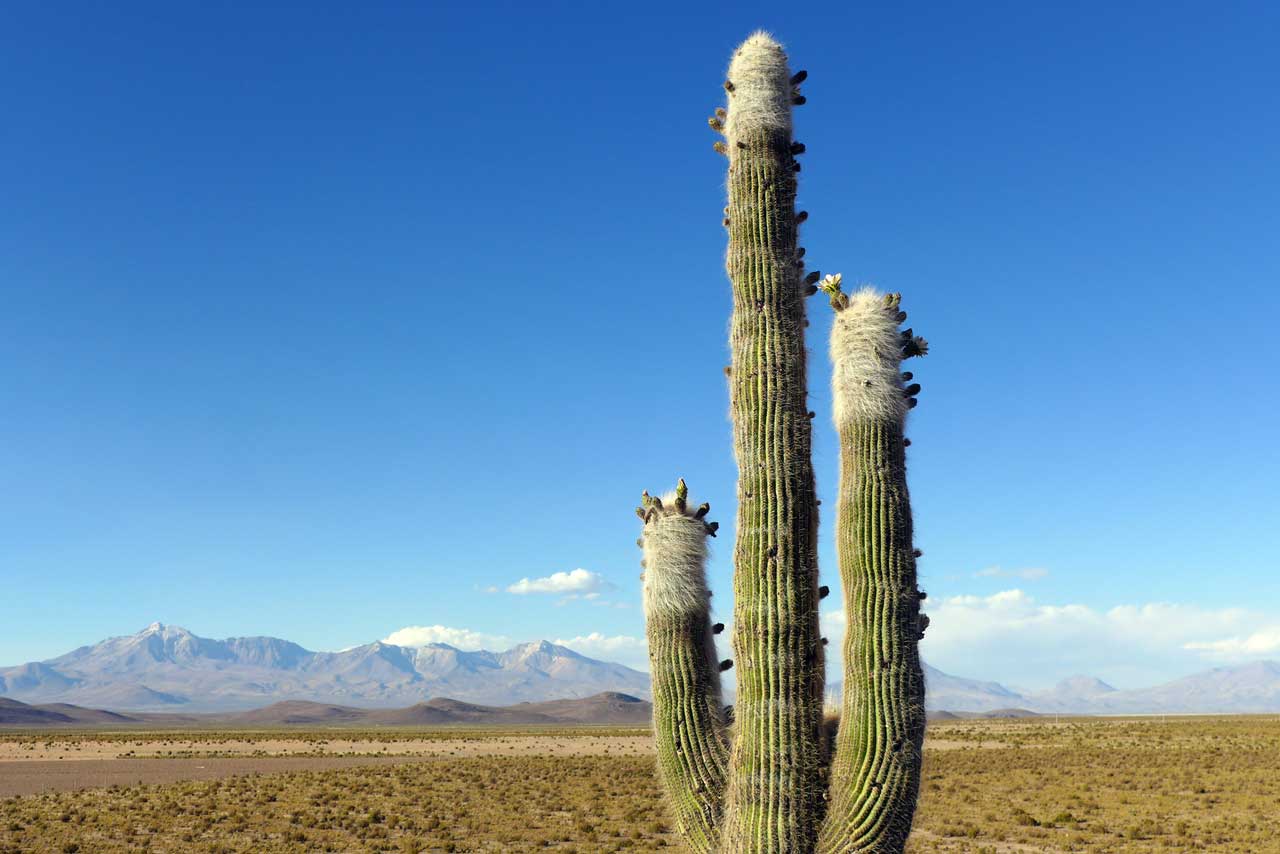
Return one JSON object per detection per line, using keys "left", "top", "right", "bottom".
{"left": 637, "top": 32, "right": 930, "bottom": 854}
{"left": 817, "top": 281, "right": 929, "bottom": 853}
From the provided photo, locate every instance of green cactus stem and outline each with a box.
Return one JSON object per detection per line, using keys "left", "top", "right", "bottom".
{"left": 638, "top": 32, "right": 931, "bottom": 854}
{"left": 717, "top": 31, "right": 825, "bottom": 854}
{"left": 817, "top": 281, "right": 928, "bottom": 854}
{"left": 638, "top": 481, "right": 729, "bottom": 851}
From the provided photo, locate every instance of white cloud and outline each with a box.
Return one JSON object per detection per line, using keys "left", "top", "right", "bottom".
{"left": 974, "top": 565, "right": 1049, "bottom": 580}
{"left": 506, "top": 568, "right": 609, "bottom": 596}
{"left": 820, "top": 589, "right": 1271, "bottom": 690}
{"left": 1185, "top": 627, "right": 1280, "bottom": 657}
{"left": 382, "top": 625, "right": 509, "bottom": 651}
{"left": 554, "top": 632, "right": 649, "bottom": 670}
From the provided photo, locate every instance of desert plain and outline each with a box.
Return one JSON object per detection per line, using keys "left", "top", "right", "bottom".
{"left": 1, "top": 715, "right": 1278, "bottom": 853}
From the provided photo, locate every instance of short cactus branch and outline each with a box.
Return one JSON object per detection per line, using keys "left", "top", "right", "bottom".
{"left": 818, "top": 287, "right": 928, "bottom": 854}
{"left": 640, "top": 483, "right": 729, "bottom": 852}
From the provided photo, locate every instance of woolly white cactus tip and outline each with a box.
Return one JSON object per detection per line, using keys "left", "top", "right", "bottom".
{"left": 830, "top": 287, "right": 911, "bottom": 426}
{"left": 725, "top": 31, "right": 793, "bottom": 139}
{"left": 641, "top": 501, "right": 712, "bottom": 621}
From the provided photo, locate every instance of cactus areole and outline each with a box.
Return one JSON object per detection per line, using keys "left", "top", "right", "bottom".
{"left": 636, "top": 32, "right": 930, "bottom": 854}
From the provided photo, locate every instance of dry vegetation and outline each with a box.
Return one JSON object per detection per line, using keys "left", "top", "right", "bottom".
{"left": 0, "top": 716, "right": 1276, "bottom": 852}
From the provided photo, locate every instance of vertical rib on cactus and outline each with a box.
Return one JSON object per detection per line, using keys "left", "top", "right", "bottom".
{"left": 817, "top": 283, "right": 928, "bottom": 854}
{"left": 639, "top": 481, "right": 728, "bottom": 852}
{"left": 719, "top": 31, "right": 825, "bottom": 853}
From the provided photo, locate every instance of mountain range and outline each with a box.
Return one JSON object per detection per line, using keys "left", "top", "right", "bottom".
{"left": 0, "top": 623, "right": 649, "bottom": 711}
{"left": 0, "top": 692, "right": 652, "bottom": 727}
{"left": 919, "top": 662, "right": 1280, "bottom": 714}
{"left": 5, "top": 623, "right": 1280, "bottom": 714}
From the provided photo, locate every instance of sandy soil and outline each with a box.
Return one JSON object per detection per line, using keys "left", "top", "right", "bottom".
{"left": 0, "top": 735, "right": 654, "bottom": 797}
{"left": 0, "top": 734, "right": 652, "bottom": 762}
{"left": 0, "top": 756, "right": 449, "bottom": 798}
{"left": 0, "top": 730, "right": 985, "bottom": 798}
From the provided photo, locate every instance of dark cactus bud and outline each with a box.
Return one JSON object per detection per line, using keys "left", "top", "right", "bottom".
{"left": 819, "top": 585, "right": 830, "bottom": 599}
{"left": 903, "top": 336, "right": 929, "bottom": 358}
{"left": 719, "top": 659, "right": 734, "bottom": 672}
{"left": 712, "top": 623, "right": 725, "bottom": 634}
{"left": 790, "top": 69, "right": 808, "bottom": 85}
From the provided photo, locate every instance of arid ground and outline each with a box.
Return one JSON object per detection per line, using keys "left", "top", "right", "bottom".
{"left": 1, "top": 716, "right": 1277, "bottom": 852}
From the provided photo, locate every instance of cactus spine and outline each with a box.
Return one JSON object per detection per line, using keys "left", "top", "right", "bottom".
{"left": 637, "top": 32, "right": 930, "bottom": 854}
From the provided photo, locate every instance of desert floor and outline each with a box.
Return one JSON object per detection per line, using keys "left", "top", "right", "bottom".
{"left": 1, "top": 716, "right": 1277, "bottom": 852}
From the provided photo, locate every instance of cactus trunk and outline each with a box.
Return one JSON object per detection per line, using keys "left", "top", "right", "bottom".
{"left": 719, "top": 32, "right": 825, "bottom": 854}
{"left": 638, "top": 32, "right": 930, "bottom": 854}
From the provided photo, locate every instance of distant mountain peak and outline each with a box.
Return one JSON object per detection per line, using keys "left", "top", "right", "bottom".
{"left": 1048, "top": 675, "right": 1117, "bottom": 695}
{"left": 1, "top": 626, "right": 649, "bottom": 712}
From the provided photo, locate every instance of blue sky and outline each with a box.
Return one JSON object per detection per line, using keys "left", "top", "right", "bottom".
{"left": 2, "top": 2, "right": 1277, "bottom": 689}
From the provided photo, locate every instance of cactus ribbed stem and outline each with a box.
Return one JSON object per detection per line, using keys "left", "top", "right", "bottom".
{"left": 640, "top": 486, "right": 729, "bottom": 851}
{"left": 719, "top": 33, "right": 825, "bottom": 854}
{"left": 818, "top": 289, "right": 927, "bottom": 854}
{"left": 637, "top": 34, "right": 932, "bottom": 854}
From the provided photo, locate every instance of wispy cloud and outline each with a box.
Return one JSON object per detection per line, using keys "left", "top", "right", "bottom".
{"left": 822, "top": 589, "right": 1271, "bottom": 689}
{"left": 554, "top": 632, "right": 648, "bottom": 670}
{"left": 382, "top": 625, "right": 509, "bottom": 651}
{"left": 504, "top": 568, "right": 624, "bottom": 606}
{"left": 974, "top": 565, "right": 1050, "bottom": 580}
{"left": 1185, "top": 627, "right": 1280, "bottom": 657}
{"left": 506, "top": 568, "right": 609, "bottom": 596}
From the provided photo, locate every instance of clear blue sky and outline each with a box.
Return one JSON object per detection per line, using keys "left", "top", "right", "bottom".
{"left": 2, "top": 2, "right": 1277, "bottom": 688}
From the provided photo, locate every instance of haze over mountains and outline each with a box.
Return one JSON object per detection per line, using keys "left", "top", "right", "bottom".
{"left": 4, "top": 623, "right": 1280, "bottom": 714}
{"left": 920, "top": 662, "right": 1280, "bottom": 714}
{"left": 0, "top": 623, "right": 649, "bottom": 711}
